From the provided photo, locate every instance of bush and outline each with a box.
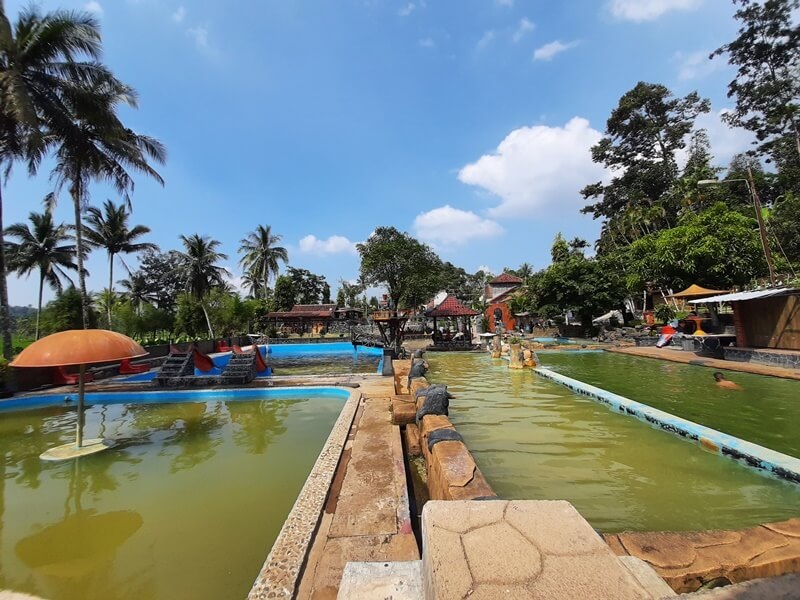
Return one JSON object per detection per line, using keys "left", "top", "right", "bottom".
{"left": 654, "top": 304, "right": 677, "bottom": 324}
{"left": 509, "top": 336, "right": 522, "bottom": 344}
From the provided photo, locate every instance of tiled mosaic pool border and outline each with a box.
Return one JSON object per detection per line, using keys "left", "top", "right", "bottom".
{"left": 247, "top": 388, "right": 361, "bottom": 599}
{"left": 534, "top": 367, "right": 800, "bottom": 485}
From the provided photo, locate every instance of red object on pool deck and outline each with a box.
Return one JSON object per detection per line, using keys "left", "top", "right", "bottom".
{"left": 233, "top": 344, "right": 269, "bottom": 373}
{"left": 52, "top": 365, "right": 95, "bottom": 385}
{"left": 215, "top": 339, "right": 232, "bottom": 352}
{"left": 192, "top": 348, "right": 216, "bottom": 373}
{"left": 119, "top": 358, "right": 150, "bottom": 374}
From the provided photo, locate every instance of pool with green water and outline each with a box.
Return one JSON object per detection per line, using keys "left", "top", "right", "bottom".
{"left": 427, "top": 352, "right": 800, "bottom": 533}
{"left": 0, "top": 394, "right": 344, "bottom": 600}
{"left": 539, "top": 351, "right": 800, "bottom": 458}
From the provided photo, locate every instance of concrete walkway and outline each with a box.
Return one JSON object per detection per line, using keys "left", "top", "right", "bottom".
{"left": 608, "top": 346, "right": 800, "bottom": 381}
{"left": 296, "top": 378, "right": 419, "bottom": 599}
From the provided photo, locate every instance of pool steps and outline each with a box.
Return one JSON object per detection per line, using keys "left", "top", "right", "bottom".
{"left": 534, "top": 367, "right": 800, "bottom": 484}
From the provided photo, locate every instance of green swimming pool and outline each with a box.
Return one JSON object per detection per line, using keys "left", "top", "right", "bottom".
{"left": 0, "top": 392, "right": 345, "bottom": 600}
{"left": 539, "top": 351, "right": 800, "bottom": 458}
{"left": 427, "top": 352, "right": 800, "bottom": 533}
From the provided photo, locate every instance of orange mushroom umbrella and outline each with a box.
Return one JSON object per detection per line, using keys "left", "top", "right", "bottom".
{"left": 11, "top": 330, "right": 147, "bottom": 461}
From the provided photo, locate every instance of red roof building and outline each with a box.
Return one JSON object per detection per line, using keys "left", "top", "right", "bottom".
{"left": 484, "top": 272, "right": 524, "bottom": 333}
{"left": 264, "top": 304, "right": 338, "bottom": 334}
{"left": 426, "top": 294, "right": 479, "bottom": 318}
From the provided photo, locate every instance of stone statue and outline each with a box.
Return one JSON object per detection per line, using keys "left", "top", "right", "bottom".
{"left": 415, "top": 384, "right": 454, "bottom": 422}
{"left": 407, "top": 357, "right": 428, "bottom": 388}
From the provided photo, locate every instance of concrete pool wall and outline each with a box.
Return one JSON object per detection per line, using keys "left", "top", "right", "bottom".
{"left": 533, "top": 366, "right": 800, "bottom": 485}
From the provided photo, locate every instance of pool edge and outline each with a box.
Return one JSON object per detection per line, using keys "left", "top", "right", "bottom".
{"left": 534, "top": 367, "right": 800, "bottom": 485}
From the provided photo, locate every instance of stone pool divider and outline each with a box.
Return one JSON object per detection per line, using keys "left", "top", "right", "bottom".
{"left": 533, "top": 366, "right": 800, "bottom": 485}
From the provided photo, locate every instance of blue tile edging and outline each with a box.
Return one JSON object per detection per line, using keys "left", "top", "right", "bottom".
{"left": 533, "top": 367, "right": 800, "bottom": 485}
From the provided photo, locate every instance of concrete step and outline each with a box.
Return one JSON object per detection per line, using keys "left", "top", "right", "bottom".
{"left": 337, "top": 561, "right": 423, "bottom": 600}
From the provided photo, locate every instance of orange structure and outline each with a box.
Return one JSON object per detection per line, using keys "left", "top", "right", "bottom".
{"left": 483, "top": 272, "right": 524, "bottom": 333}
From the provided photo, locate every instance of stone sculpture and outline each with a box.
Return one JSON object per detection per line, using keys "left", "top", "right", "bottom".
{"left": 416, "top": 384, "right": 454, "bottom": 423}
{"left": 407, "top": 357, "right": 428, "bottom": 388}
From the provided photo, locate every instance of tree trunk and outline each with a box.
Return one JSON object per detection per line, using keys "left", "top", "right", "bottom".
{"left": 107, "top": 253, "right": 114, "bottom": 329}
{"left": 36, "top": 272, "right": 44, "bottom": 340}
{"left": 71, "top": 178, "right": 91, "bottom": 329}
{"left": 0, "top": 184, "right": 12, "bottom": 359}
{"left": 201, "top": 301, "right": 214, "bottom": 338}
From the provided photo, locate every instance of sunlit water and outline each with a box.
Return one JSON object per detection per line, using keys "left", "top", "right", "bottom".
{"left": 267, "top": 343, "right": 382, "bottom": 376}
{"left": 540, "top": 351, "right": 800, "bottom": 458}
{"left": 427, "top": 352, "right": 800, "bottom": 533}
{"left": 0, "top": 395, "right": 344, "bottom": 600}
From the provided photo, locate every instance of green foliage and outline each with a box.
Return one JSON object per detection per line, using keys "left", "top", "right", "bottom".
{"left": 238, "top": 225, "right": 288, "bottom": 298}
{"left": 273, "top": 275, "right": 296, "bottom": 311}
{"left": 174, "top": 293, "right": 207, "bottom": 337}
{"left": 136, "top": 249, "right": 183, "bottom": 312}
{"left": 509, "top": 336, "right": 522, "bottom": 345}
{"left": 286, "top": 267, "right": 330, "bottom": 304}
{"left": 712, "top": 0, "right": 800, "bottom": 159}
{"left": 550, "top": 233, "right": 570, "bottom": 263}
{"left": 654, "top": 303, "right": 677, "bottom": 324}
{"left": 39, "top": 287, "right": 98, "bottom": 334}
{"left": 357, "top": 226, "right": 443, "bottom": 309}
{"left": 532, "top": 249, "right": 626, "bottom": 326}
{"left": 582, "top": 82, "right": 710, "bottom": 223}
{"left": 769, "top": 192, "right": 800, "bottom": 266}
{"left": 625, "top": 203, "right": 765, "bottom": 291}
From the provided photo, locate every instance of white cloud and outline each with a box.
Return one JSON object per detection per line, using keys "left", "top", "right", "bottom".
{"left": 477, "top": 265, "right": 496, "bottom": 275}
{"left": 512, "top": 18, "right": 535, "bottom": 43}
{"left": 609, "top": 0, "right": 702, "bottom": 22}
{"left": 172, "top": 6, "right": 187, "bottom": 22}
{"left": 398, "top": 3, "right": 416, "bottom": 16}
{"left": 298, "top": 234, "right": 358, "bottom": 255}
{"left": 414, "top": 206, "right": 503, "bottom": 246}
{"left": 533, "top": 40, "right": 579, "bottom": 61}
{"left": 84, "top": 1, "right": 103, "bottom": 14}
{"left": 674, "top": 49, "right": 723, "bottom": 81}
{"left": 458, "top": 117, "right": 608, "bottom": 218}
{"left": 477, "top": 30, "right": 496, "bottom": 51}
{"left": 418, "top": 37, "right": 435, "bottom": 48}
{"left": 187, "top": 26, "right": 209, "bottom": 48}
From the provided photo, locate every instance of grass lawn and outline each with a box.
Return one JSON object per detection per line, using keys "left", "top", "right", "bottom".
{"left": 0, "top": 335, "right": 34, "bottom": 356}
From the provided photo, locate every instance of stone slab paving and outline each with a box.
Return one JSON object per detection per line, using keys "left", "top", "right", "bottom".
{"left": 337, "top": 561, "right": 423, "bottom": 599}
{"left": 422, "top": 500, "right": 659, "bottom": 599}
{"left": 605, "top": 518, "right": 800, "bottom": 594}
{"left": 297, "top": 377, "right": 419, "bottom": 600}
{"left": 608, "top": 346, "right": 800, "bottom": 381}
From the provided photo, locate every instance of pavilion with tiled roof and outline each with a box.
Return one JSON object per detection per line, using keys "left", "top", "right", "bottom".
{"left": 425, "top": 293, "right": 478, "bottom": 350}
{"left": 264, "top": 304, "right": 337, "bottom": 335}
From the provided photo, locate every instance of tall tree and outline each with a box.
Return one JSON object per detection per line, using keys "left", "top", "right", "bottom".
{"left": 50, "top": 75, "right": 166, "bottom": 329}
{"left": 118, "top": 272, "right": 156, "bottom": 316}
{"left": 4, "top": 210, "right": 78, "bottom": 339}
{"left": 84, "top": 199, "right": 158, "bottom": 327}
{"left": 581, "top": 82, "right": 710, "bottom": 228}
{"left": 174, "top": 234, "right": 229, "bottom": 338}
{"left": 238, "top": 225, "right": 288, "bottom": 299}
{"left": 357, "top": 226, "right": 442, "bottom": 309}
{"left": 137, "top": 249, "right": 183, "bottom": 313}
{"left": 712, "top": 0, "right": 800, "bottom": 159}
{"left": 0, "top": 3, "right": 113, "bottom": 357}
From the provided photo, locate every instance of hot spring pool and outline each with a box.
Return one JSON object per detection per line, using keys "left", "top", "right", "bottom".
{"left": 0, "top": 388, "right": 348, "bottom": 600}
{"left": 539, "top": 351, "right": 800, "bottom": 458}
{"left": 427, "top": 352, "right": 800, "bottom": 533}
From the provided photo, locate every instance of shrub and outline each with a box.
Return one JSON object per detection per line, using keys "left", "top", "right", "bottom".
{"left": 509, "top": 336, "right": 522, "bottom": 345}
{"left": 654, "top": 304, "right": 677, "bottom": 324}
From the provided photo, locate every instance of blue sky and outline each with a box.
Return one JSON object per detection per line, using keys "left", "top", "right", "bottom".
{"left": 5, "top": 0, "right": 756, "bottom": 306}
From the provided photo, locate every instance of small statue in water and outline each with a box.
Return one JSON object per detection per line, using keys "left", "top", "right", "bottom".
{"left": 415, "top": 384, "right": 454, "bottom": 422}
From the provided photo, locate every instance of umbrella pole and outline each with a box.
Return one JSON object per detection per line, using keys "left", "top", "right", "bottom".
{"left": 76, "top": 364, "right": 85, "bottom": 448}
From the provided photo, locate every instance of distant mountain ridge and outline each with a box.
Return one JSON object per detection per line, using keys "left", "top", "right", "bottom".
{"left": 9, "top": 306, "right": 36, "bottom": 318}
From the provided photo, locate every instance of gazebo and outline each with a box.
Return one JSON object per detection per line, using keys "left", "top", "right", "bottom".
{"left": 668, "top": 284, "right": 731, "bottom": 300}
{"left": 425, "top": 294, "right": 478, "bottom": 350}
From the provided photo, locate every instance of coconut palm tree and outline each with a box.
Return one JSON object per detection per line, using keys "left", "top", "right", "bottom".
{"left": 0, "top": 3, "right": 114, "bottom": 357}
{"left": 174, "top": 234, "right": 230, "bottom": 338}
{"left": 238, "top": 225, "right": 288, "bottom": 298}
{"left": 84, "top": 199, "right": 158, "bottom": 327}
{"left": 4, "top": 210, "right": 79, "bottom": 339}
{"left": 118, "top": 272, "right": 156, "bottom": 316}
{"left": 49, "top": 74, "right": 166, "bottom": 329}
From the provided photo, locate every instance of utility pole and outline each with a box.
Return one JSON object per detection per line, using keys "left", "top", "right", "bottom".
{"left": 747, "top": 167, "right": 777, "bottom": 285}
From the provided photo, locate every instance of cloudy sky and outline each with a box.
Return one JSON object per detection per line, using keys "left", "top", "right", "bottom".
{"left": 4, "top": 0, "right": 756, "bottom": 306}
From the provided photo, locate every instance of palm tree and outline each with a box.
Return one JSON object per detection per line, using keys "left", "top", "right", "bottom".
{"left": 4, "top": 210, "right": 79, "bottom": 339}
{"left": 238, "top": 225, "right": 288, "bottom": 299}
{"left": 49, "top": 74, "right": 166, "bottom": 329}
{"left": 240, "top": 271, "right": 263, "bottom": 299}
{"left": 0, "top": 3, "right": 113, "bottom": 357}
{"left": 84, "top": 199, "right": 158, "bottom": 327}
{"left": 174, "top": 234, "right": 230, "bottom": 338}
{"left": 118, "top": 272, "right": 155, "bottom": 316}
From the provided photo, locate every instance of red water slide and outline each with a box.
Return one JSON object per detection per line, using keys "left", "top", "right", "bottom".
{"left": 233, "top": 344, "right": 269, "bottom": 373}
